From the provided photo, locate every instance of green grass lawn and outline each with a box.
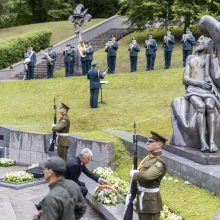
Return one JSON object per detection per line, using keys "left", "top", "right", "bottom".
{"left": 0, "top": 24, "right": 219, "bottom": 219}
{"left": 0, "top": 19, "right": 104, "bottom": 44}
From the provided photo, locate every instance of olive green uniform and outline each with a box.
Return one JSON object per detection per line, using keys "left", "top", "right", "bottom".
{"left": 33, "top": 178, "right": 86, "bottom": 220}
{"left": 52, "top": 114, "right": 70, "bottom": 161}
{"left": 133, "top": 153, "right": 167, "bottom": 220}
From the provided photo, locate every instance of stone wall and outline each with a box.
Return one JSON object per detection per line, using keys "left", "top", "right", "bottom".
{"left": 0, "top": 126, "right": 114, "bottom": 167}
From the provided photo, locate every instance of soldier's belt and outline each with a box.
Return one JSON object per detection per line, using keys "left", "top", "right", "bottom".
{"left": 57, "top": 133, "right": 69, "bottom": 137}
{"left": 137, "top": 185, "right": 159, "bottom": 193}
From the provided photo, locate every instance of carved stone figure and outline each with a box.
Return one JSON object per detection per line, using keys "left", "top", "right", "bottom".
{"left": 171, "top": 36, "right": 220, "bottom": 152}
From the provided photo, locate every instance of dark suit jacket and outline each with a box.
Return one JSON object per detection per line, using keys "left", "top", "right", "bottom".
{"left": 87, "top": 67, "right": 105, "bottom": 89}
{"left": 65, "top": 156, "right": 99, "bottom": 185}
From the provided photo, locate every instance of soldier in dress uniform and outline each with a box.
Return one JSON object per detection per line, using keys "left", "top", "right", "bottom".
{"left": 87, "top": 60, "right": 106, "bottom": 108}
{"left": 52, "top": 103, "right": 70, "bottom": 161}
{"left": 145, "top": 34, "right": 157, "bottom": 71}
{"left": 46, "top": 45, "right": 57, "bottom": 78}
{"left": 128, "top": 38, "right": 140, "bottom": 72}
{"left": 130, "top": 131, "right": 167, "bottom": 220}
{"left": 105, "top": 35, "right": 118, "bottom": 73}
{"left": 63, "top": 44, "right": 75, "bottom": 77}
{"left": 162, "top": 29, "right": 175, "bottom": 69}
{"left": 85, "top": 42, "right": 94, "bottom": 74}
{"left": 33, "top": 156, "right": 86, "bottom": 220}
{"left": 24, "top": 45, "right": 37, "bottom": 80}
{"left": 181, "top": 27, "right": 196, "bottom": 67}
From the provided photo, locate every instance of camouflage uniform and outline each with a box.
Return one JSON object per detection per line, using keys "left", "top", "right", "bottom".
{"left": 133, "top": 153, "right": 167, "bottom": 220}
{"left": 52, "top": 114, "right": 70, "bottom": 161}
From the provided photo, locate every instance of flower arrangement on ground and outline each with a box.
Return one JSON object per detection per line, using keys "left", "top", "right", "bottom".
{"left": 0, "top": 158, "right": 15, "bottom": 167}
{"left": 2, "top": 171, "right": 34, "bottom": 182}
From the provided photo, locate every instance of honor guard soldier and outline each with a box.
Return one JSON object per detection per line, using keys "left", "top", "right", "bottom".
{"left": 46, "top": 45, "right": 57, "bottom": 78}
{"left": 128, "top": 38, "right": 140, "bottom": 72}
{"left": 33, "top": 157, "right": 86, "bottom": 220}
{"left": 162, "top": 29, "right": 175, "bottom": 69}
{"left": 63, "top": 44, "right": 75, "bottom": 77}
{"left": 52, "top": 103, "right": 70, "bottom": 161}
{"left": 87, "top": 60, "right": 106, "bottom": 108}
{"left": 85, "top": 42, "right": 94, "bottom": 73}
{"left": 181, "top": 27, "right": 196, "bottom": 67}
{"left": 24, "top": 45, "right": 37, "bottom": 80}
{"left": 145, "top": 34, "right": 157, "bottom": 71}
{"left": 129, "top": 131, "right": 167, "bottom": 220}
{"left": 105, "top": 35, "right": 118, "bottom": 73}
{"left": 66, "top": 148, "right": 108, "bottom": 197}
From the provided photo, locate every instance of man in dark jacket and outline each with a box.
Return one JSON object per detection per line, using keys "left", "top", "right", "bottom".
{"left": 128, "top": 38, "right": 140, "bottom": 72}
{"left": 63, "top": 44, "right": 75, "bottom": 77}
{"left": 46, "top": 45, "right": 57, "bottom": 78}
{"left": 87, "top": 60, "right": 106, "bottom": 108}
{"left": 33, "top": 156, "right": 86, "bottom": 220}
{"left": 66, "top": 148, "right": 108, "bottom": 197}
{"left": 85, "top": 42, "right": 94, "bottom": 74}
{"left": 145, "top": 34, "right": 157, "bottom": 71}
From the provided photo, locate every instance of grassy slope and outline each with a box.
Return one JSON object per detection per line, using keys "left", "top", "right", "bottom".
{"left": 0, "top": 25, "right": 219, "bottom": 219}
{"left": 0, "top": 19, "right": 104, "bottom": 44}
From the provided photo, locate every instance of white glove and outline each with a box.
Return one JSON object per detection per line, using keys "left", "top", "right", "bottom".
{"left": 130, "top": 169, "right": 138, "bottom": 178}
{"left": 125, "top": 194, "right": 131, "bottom": 206}
{"left": 52, "top": 124, "right": 56, "bottom": 128}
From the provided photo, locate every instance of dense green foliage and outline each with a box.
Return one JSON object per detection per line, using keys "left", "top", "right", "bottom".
{"left": 0, "top": 0, "right": 119, "bottom": 27}
{"left": 0, "top": 31, "right": 51, "bottom": 69}
{"left": 120, "top": 0, "right": 220, "bottom": 30}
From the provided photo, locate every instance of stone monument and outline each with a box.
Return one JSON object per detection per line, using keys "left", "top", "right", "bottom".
{"left": 170, "top": 15, "right": 220, "bottom": 157}
{"left": 69, "top": 3, "right": 92, "bottom": 74}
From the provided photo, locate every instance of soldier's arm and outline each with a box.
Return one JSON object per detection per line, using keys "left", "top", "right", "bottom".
{"left": 133, "top": 162, "right": 166, "bottom": 181}
{"left": 52, "top": 119, "right": 68, "bottom": 131}
{"left": 75, "top": 185, "right": 87, "bottom": 220}
{"left": 82, "top": 166, "right": 99, "bottom": 182}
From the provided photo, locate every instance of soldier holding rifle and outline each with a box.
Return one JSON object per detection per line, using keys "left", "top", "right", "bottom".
{"left": 129, "top": 131, "right": 167, "bottom": 220}
{"left": 52, "top": 103, "right": 70, "bottom": 161}
{"left": 181, "top": 27, "right": 196, "bottom": 67}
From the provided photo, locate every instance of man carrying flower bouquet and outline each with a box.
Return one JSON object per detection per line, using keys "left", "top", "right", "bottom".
{"left": 129, "top": 131, "right": 167, "bottom": 220}
{"left": 66, "top": 148, "right": 108, "bottom": 197}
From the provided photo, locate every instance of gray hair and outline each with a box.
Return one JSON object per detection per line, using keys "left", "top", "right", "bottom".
{"left": 79, "top": 148, "right": 93, "bottom": 158}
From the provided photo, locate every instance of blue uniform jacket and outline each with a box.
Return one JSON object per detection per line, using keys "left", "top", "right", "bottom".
{"left": 63, "top": 49, "right": 75, "bottom": 62}
{"left": 162, "top": 35, "right": 175, "bottom": 51}
{"left": 48, "top": 50, "right": 57, "bottom": 64}
{"left": 24, "top": 51, "right": 37, "bottom": 66}
{"left": 86, "top": 47, "right": 94, "bottom": 61}
{"left": 144, "top": 39, "right": 157, "bottom": 55}
{"left": 106, "top": 42, "right": 118, "bottom": 57}
{"left": 87, "top": 67, "right": 105, "bottom": 89}
{"left": 128, "top": 44, "right": 140, "bottom": 56}
{"left": 181, "top": 34, "right": 196, "bottom": 50}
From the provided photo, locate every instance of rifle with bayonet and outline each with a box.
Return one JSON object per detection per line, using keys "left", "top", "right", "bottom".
{"left": 123, "top": 122, "right": 138, "bottom": 220}
{"left": 49, "top": 97, "right": 57, "bottom": 151}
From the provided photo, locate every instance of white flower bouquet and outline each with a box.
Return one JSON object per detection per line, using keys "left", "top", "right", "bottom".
{"left": 2, "top": 171, "right": 34, "bottom": 182}
{"left": 160, "top": 205, "right": 183, "bottom": 220}
{"left": 0, "top": 158, "right": 15, "bottom": 167}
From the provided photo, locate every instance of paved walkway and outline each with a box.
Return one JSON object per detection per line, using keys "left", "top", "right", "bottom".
{"left": 0, "top": 166, "right": 104, "bottom": 220}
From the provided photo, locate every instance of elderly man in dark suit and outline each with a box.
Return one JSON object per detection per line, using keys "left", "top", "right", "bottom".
{"left": 65, "top": 148, "right": 108, "bottom": 197}
{"left": 87, "top": 60, "right": 106, "bottom": 108}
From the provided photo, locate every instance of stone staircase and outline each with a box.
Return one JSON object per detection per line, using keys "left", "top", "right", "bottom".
{"left": 14, "top": 28, "right": 132, "bottom": 79}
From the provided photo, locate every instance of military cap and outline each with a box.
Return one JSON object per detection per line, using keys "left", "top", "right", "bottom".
{"left": 44, "top": 156, "right": 66, "bottom": 174}
{"left": 91, "top": 60, "right": 98, "bottom": 66}
{"left": 28, "top": 45, "right": 32, "bottom": 48}
{"left": 149, "top": 131, "right": 168, "bottom": 143}
{"left": 59, "top": 102, "right": 70, "bottom": 110}
{"left": 186, "top": 27, "right": 190, "bottom": 31}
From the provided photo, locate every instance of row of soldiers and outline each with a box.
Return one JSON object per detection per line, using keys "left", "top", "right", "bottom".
{"left": 128, "top": 27, "right": 196, "bottom": 72}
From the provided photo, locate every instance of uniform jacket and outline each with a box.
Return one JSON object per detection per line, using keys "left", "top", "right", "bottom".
{"left": 128, "top": 43, "right": 140, "bottom": 56}
{"left": 162, "top": 35, "right": 175, "bottom": 51}
{"left": 144, "top": 39, "right": 157, "bottom": 55}
{"left": 106, "top": 42, "right": 118, "bottom": 57}
{"left": 48, "top": 50, "right": 57, "bottom": 65}
{"left": 52, "top": 114, "right": 70, "bottom": 146}
{"left": 86, "top": 47, "right": 94, "bottom": 61}
{"left": 24, "top": 51, "right": 37, "bottom": 66}
{"left": 133, "top": 154, "right": 167, "bottom": 214}
{"left": 63, "top": 49, "right": 75, "bottom": 62}
{"left": 181, "top": 34, "right": 196, "bottom": 51}
{"left": 33, "top": 178, "right": 86, "bottom": 220}
{"left": 65, "top": 156, "right": 100, "bottom": 185}
{"left": 87, "top": 67, "right": 105, "bottom": 89}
